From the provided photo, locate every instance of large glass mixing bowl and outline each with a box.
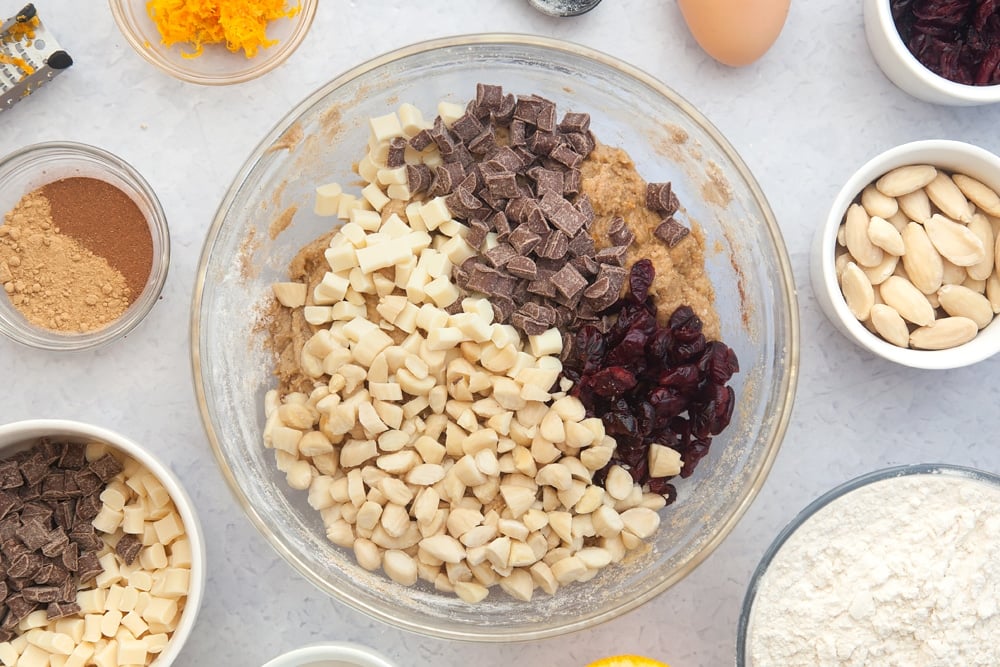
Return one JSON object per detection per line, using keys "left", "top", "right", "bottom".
{"left": 192, "top": 34, "right": 799, "bottom": 641}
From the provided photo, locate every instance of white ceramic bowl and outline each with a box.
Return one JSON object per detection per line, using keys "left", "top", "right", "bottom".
{"left": 812, "top": 139, "right": 1000, "bottom": 369}
{"left": 262, "top": 642, "right": 396, "bottom": 667}
{"left": 0, "top": 419, "right": 206, "bottom": 666}
{"left": 863, "top": 0, "right": 1000, "bottom": 105}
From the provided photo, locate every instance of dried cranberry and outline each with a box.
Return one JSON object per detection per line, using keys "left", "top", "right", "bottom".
{"left": 558, "top": 256, "right": 740, "bottom": 502}
{"left": 628, "top": 258, "right": 655, "bottom": 303}
{"left": 589, "top": 366, "right": 637, "bottom": 397}
{"left": 893, "top": 0, "right": 1000, "bottom": 85}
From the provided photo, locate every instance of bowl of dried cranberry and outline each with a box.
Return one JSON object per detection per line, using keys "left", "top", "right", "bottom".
{"left": 194, "top": 35, "right": 799, "bottom": 640}
{"left": 865, "top": 0, "right": 1000, "bottom": 105}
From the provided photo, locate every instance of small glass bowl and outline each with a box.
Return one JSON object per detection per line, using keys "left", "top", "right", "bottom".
{"left": 0, "top": 141, "right": 169, "bottom": 351}
{"left": 737, "top": 463, "right": 1000, "bottom": 666}
{"left": 109, "top": 0, "right": 317, "bottom": 85}
{"left": 0, "top": 419, "right": 206, "bottom": 666}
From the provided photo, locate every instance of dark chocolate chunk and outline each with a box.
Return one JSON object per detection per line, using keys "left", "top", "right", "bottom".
{"left": 116, "top": 534, "right": 143, "bottom": 566}
{"left": 0, "top": 461, "right": 23, "bottom": 489}
{"left": 527, "top": 276, "right": 558, "bottom": 299}
{"left": 549, "top": 144, "right": 583, "bottom": 169}
{"left": 74, "top": 493, "right": 101, "bottom": 522}
{"left": 46, "top": 601, "right": 80, "bottom": 621}
{"left": 451, "top": 113, "right": 484, "bottom": 143}
{"left": 7, "top": 553, "right": 34, "bottom": 579}
{"left": 538, "top": 230, "right": 570, "bottom": 260}
{"left": 40, "top": 530, "right": 69, "bottom": 558}
{"left": 558, "top": 112, "right": 591, "bottom": 134}
{"left": 466, "top": 220, "right": 490, "bottom": 250}
{"left": 19, "top": 453, "right": 49, "bottom": 487}
{"left": 484, "top": 171, "right": 520, "bottom": 199}
{"left": 58, "top": 444, "right": 87, "bottom": 472}
{"left": 386, "top": 136, "right": 407, "bottom": 168}
{"left": 527, "top": 167, "right": 564, "bottom": 197}
{"left": 565, "top": 131, "right": 596, "bottom": 156}
{"left": 514, "top": 96, "right": 542, "bottom": 125}
{"left": 571, "top": 255, "right": 600, "bottom": 277}
{"left": 495, "top": 93, "right": 517, "bottom": 125}
{"left": 539, "top": 190, "right": 587, "bottom": 237}
{"left": 529, "top": 130, "right": 559, "bottom": 156}
{"left": 563, "top": 168, "right": 582, "bottom": 196}
{"left": 73, "top": 471, "right": 102, "bottom": 497}
{"left": 509, "top": 119, "right": 527, "bottom": 147}
{"left": 88, "top": 454, "right": 123, "bottom": 483}
{"left": 654, "top": 217, "right": 691, "bottom": 247}
{"left": 506, "top": 256, "right": 538, "bottom": 280}
{"left": 489, "top": 211, "right": 511, "bottom": 239}
{"left": 510, "top": 312, "right": 550, "bottom": 335}
{"left": 0, "top": 490, "right": 19, "bottom": 521}
{"left": 594, "top": 244, "right": 629, "bottom": 266}
{"left": 552, "top": 264, "right": 588, "bottom": 299}
{"left": 41, "top": 472, "right": 68, "bottom": 501}
{"left": 444, "top": 188, "right": 483, "bottom": 220}
{"left": 76, "top": 552, "right": 103, "bottom": 583}
{"left": 62, "top": 541, "right": 79, "bottom": 572}
{"left": 476, "top": 83, "right": 504, "bottom": 111}
{"left": 488, "top": 295, "right": 514, "bottom": 323}
{"left": 409, "top": 128, "right": 433, "bottom": 151}
{"left": 467, "top": 127, "right": 498, "bottom": 156}
{"left": 406, "top": 164, "right": 433, "bottom": 194}
{"left": 68, "top": 525, "right": 102, "bottom": 552}
{"left": 646, "top": 182, "right": 680, "bottom": 216}
{"left": 3, "top": 594, "right": 36, "bottom": 626}
{"left": 17, "top": 520, "right": 50, "bottom": 552}
{"left": 484, "top": 243, "right": 518, "bottom": 268}
{"left": 567, "top": 231, "right": 596, "bottom": 258}
{"left": 22, "top": 586, "right": 59, "bottom": 603}
{"left": 584, "top": 276, "right": 611, "bottom": 299}
{"left": 508, "top": 226, "right": 542, "bottom": 255}
{"left": 574, "top": 193, "right": 595, "bottom": 222}
{"left": 535, "top": 99, "right": 557, "bottom": 133}
{"left": 58, "top": 575, "right": 76, "bottom": 603}
{"left": 607, "top": 216, "right": 634, "bottom": 247}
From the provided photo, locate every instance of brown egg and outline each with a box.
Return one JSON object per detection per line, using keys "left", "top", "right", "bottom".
{"left": 678, "top": 0, "right": 790, "bottom": 67}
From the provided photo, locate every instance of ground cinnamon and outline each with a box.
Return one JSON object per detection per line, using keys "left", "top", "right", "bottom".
{"left": 41, "top": 177, "right": 153, "bottom": 299}
{"left": 0, "top": 177, "right": 151, "bottom": 333}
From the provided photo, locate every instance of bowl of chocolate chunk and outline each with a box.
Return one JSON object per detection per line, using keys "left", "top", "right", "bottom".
{"left": 0, "top": 142, "right": 170, "bottom": 351}
{"left": 192, "top": 34, "right": 798, "bottom": 640}
{"left": 0, "top": 419, "right": 205, "bottom": 666}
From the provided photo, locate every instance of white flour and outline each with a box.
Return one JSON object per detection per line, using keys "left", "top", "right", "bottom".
{"left": 747, "top": 472, "right": 1000, "bottom": 667}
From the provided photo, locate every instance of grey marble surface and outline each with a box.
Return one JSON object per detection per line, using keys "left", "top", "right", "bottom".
{"left": 2, "top": 2, "right": 999, "bottom": 666}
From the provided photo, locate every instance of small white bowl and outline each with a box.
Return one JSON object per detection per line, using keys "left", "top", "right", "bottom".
{"left": 0, "top": 419, "right": 206, "bottom": 666}
{"left": 811, "top": 139, "right": 1000, "bottom": 369}
{"left": 261, "top": 642, "right": 396, "bottom": 667}
{"left": 863, "top": 0, "right": 1000, "bottom": 105}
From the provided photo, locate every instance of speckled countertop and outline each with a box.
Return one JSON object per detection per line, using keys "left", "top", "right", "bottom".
{"left": 3, "top": 2, "right": 1000, "bottom": 666}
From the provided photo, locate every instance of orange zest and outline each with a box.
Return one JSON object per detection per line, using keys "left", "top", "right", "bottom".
{"left": 145, "top": 0, "right": 300, "bottom": 59}
{"left": 587, "top": 656, "right": 671, "bottom": 667}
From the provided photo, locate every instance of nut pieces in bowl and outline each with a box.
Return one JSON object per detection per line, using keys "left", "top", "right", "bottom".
{"left": 813, "top": 140, "right": 1000, "bottom": 369}
{"left": 194, "top": 35, "right": 797, "bottom": 641}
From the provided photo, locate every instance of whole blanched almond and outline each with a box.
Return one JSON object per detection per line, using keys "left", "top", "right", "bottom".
{"left": 909, "top": 316, "right": 978, "bottom": 350}
{"left": 937, "top": 284, "right": 994, "bottom": 329}
{"left": 924, "top": 214, "right": 986, "bottom": 267}
{"left": 870, "top": 303, "right": 911, "bottom": 347}
{"left": 862, "top": 253, "right": 898, "bottom": 285}
{"left": 900, "top": 222, "right": 944, "bottom": 294}
{"left": 887, "top": 209, "right": 911, "bottom": 232}
{"left": 963, "top": 276, "right": 987, "bottom": 293}
{"left": 897, "top": 188, "right": 932, "bottom": 223}
{"left": 941, "top": 257, "right": 967, "bottom": 286}
{"left": 953, "top": 173, "right": 1000, "bottom": 217}
{"left": 967, "top": 214, "right": 995, "bottom": 281}
{"left": 840, "top": 262, "right": 875, "bottom": 321}
{"left": 987, "top": 273, "right": 1000, "bottom": 314}
{"left": 868, "top": 216, "right": 905, "bottom": 255}
{"left": 880, "top": 275, "right": 936, "bottom": 326}
{"left": 861, "top": 184, "right": 899, "bottom": 219}
{"left": 876, "top": 164, "right": 937, "bottom": 197}
{"left": 835, "top": 251, "right": 851, "bottom": 277}
{"left": 845, "top": 203, "right": 884, "bottom": 267}
{"left": 925, "top": 172, "right": 973, "bottom": 223}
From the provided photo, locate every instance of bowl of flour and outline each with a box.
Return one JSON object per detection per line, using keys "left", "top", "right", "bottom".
{"left": 737, "top": 464, "right": 1000, "bottom": 667}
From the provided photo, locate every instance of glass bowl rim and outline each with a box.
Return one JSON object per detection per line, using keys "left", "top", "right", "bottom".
{"left": 108, "top": 0, "right": 318, "bottom": 86}
{"left": 191, "top": 32, "right": 800, "bottom": 641}
{"left": 736, "top": 462, "right": 1000, "bottom": 665}
{"left": 0, "top": 140, "right": 170, "bottom": 351}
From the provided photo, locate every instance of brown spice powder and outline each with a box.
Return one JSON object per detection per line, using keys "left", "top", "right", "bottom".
{"left": 41, "top": 177, "right": 153, "bottom": 298}
{"left": 0, "top": 191, "right": 130, "bottom": 332}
